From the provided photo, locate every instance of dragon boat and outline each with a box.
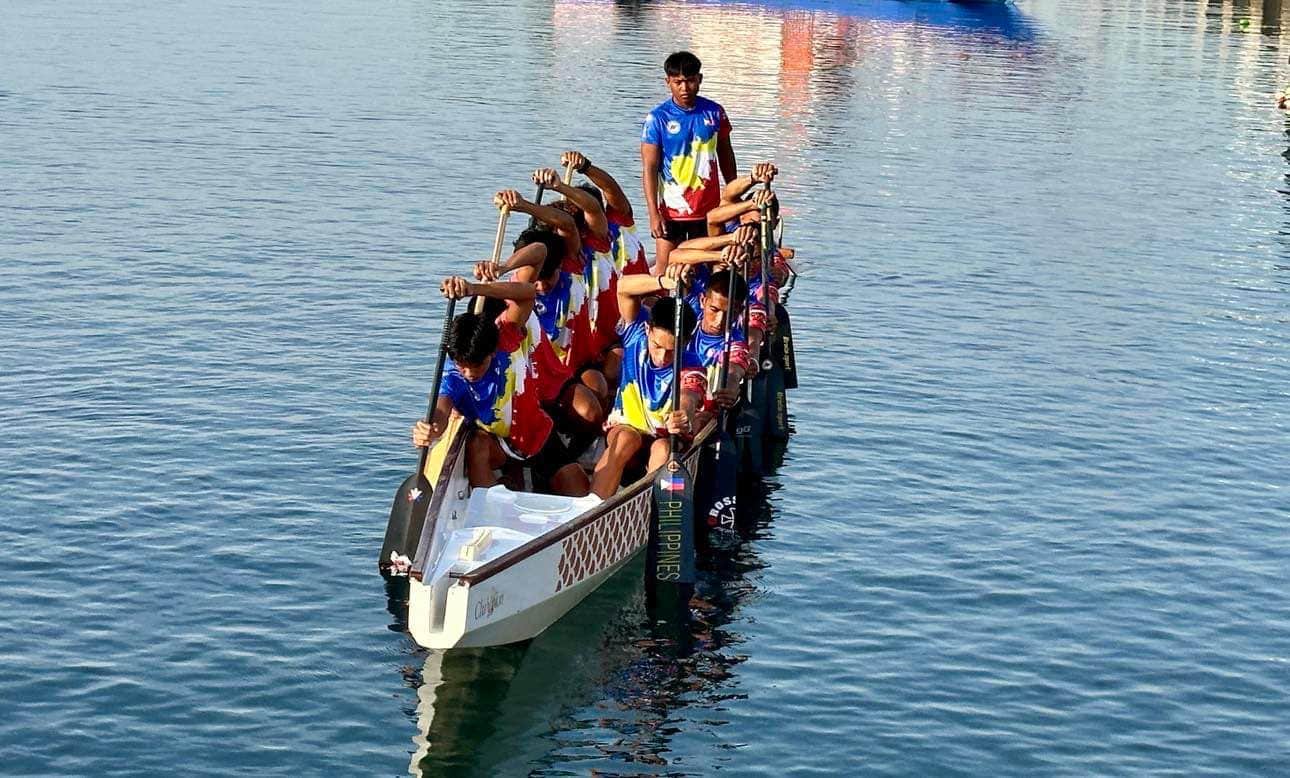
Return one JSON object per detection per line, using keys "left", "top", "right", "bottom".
{"left": 386, "top": 415, "right": 716, "bottom": 649}
{"left": 380, "top": 198, "right": 798, "bottom": 651}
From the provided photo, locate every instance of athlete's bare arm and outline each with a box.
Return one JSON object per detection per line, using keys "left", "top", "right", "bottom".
{"left": 494, "top": 189, "right": 582, "bottom": 260}
{"left": 563, "top": 151, "right": 634, "bottom": 223}
{"left": 533, "top": 167, "right": 610, "bottom": 244}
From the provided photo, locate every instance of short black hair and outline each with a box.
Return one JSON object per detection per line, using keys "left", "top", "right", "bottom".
{"left": 514, "top": 226, "right": 566, "bottom": 279}
{"left": 575, "top": 183, "right": 605, "bottom": 210}
{"left": 551, "top": 199, "right": 587, "bottom": 235}
{"left": 445, "top": 312, "right": 499, "bottom": 366}
{"left": 648, "top": 296, "right": 698, "bottom": 338}
{"left": 706, "top": 269, "right": 748, "bottom": 312}
{"left": 664, "top": 51, "right": 702, "bottom": 78}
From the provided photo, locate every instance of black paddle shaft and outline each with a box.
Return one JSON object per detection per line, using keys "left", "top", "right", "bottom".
{"left": 379, "top": 295, "right": 458, "bottom": 572}
{"left": 717, "top": 263, "right": 735, "bottom": 396}
{"left": 670, "top": 279, "right": 687, "bottom": 455}
{"left": 759, "top": 185, "right": 774, "bottom": 363}
{"left": 414, "top": 296, "right": 458, "bottom": 474}
{"left": 526, "top": 184, "right": 546, "bottom": 229}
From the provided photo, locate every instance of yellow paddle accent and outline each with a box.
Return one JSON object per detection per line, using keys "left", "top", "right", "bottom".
{"left": 422, "top": 413, "right": 465, "bottom": 485}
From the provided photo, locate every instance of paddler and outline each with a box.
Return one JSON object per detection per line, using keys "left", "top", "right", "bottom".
{"left": 530, "top": 167, "right": 619, "bottom": 403}
{"left": 590, "top": 265, "right": 707, "bottom": 498}
{"left": 485, "top": 190, "right": 604, "bottom": 435}
{"left": 560, "top": 150, "right": 650, "bottom": 276}
{"left": 677, "top": 246, "right": 753, "bottom": 425}
{"left": 555, "top": 151, "right": 650, "bottom": 389}
{"left": 667, "top": 233, "right": 768, "bottom": 378}
{"left": 641, "top": 50, "right": 738, "bottom": 276}
{"left": 410, "top": 276, "right": 589, "bottom": 497}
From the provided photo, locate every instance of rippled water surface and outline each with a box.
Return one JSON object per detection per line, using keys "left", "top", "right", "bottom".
{"left": 3, "top": 0, "right": 1289, "bottom": 774}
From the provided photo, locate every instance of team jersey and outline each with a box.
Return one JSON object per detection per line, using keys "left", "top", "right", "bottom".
{"left": 608, "top": 309, "right": 707, "bottom": 436}
{"left": 607, "top": 207, "right": 650, "bottom": 276}
{"left": 581, "top": 238, "right": 621, "bottom": 357}
{"left": 534, "top": 270, "right": 591, "bottom": 378}
{"left": 683, "top": 264, "right": 714, "bottom": 307}
{"left": 641, "top": 96, "right": 731, "bottom": 222}
{"left": 685, "top": 320, "right": 751, "bottom": 407}
{"left": 440, "top": 319, "right": 555, "bottom": 458}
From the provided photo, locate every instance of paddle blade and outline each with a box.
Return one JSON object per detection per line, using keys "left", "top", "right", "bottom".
{"left": 380, "top": 471, "right": 430, "bottom": 576}
{"left": 704, "top": 430, "right": 740, "bottom": 550}
{"left": 736, "top": 395, "right": 764, "bottom": 477}
{"left": 650, "top": 459, "right": 696, "bottom": 584}
{"left": 775, "top": 303, "right": 798, "bottom": 390}
{"left": 764, "top": 358, "right": 790, "bottom": 440}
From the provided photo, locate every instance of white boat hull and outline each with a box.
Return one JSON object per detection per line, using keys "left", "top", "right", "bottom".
{"left": 403, "top": 423, "right": 704, "bottom": 650}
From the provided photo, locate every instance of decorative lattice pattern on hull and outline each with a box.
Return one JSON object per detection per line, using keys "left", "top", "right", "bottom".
{"left": 555, "top": 492, "right": 650, "bottom": 592}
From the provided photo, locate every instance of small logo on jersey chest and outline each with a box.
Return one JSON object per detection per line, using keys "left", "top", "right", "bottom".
{"left": 666, "top": 120, "right": 681, "bottom": 134}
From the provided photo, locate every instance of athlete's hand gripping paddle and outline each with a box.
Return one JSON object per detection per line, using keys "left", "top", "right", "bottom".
{"left": 757, "top": 186, "right": 790, "bottom": 440}
{"left": 379, "top": 206, "right": 511, "bottom": 575}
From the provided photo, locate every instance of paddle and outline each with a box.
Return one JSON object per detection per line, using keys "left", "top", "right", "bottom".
{"left": 380, "top": 296, "right": 458, "bottom": 576}
{"left": 735, "top": 205, "right": 766, "bottom": 476}
{"left": 651, "top": 280, "right": 696, "bottom": 585}
{"left": 702, "top": 259, "right": 741, "bottom": 550}
{"left": 759, "top": 198, "right": 790, "bottom": 441}
{"left": 475, "top": 204, "right": 512, "bottom": 314}
{"left": 380, "top": 207, "right": 511, "bottom": 575}
{"left": 526, "top": 184, "right": 546, "bottom": 229}
{"left": 777, "top": 301, "right": 798, "bottom": 390}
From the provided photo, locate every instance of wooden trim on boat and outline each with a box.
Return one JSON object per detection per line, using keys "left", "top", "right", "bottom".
{"left": 409, "top": 423, "right": 470, "bottom": 580}
{"left": 449, "top": 421, "right": 717, "bottom": 586}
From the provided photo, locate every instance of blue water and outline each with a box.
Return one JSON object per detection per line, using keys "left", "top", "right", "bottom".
{"left": 3, "top": 0, "right": 1289, "bottom": 774}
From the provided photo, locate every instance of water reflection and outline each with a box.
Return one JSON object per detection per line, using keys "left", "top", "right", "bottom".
{"left": 551, "top": 0, "right": 1049, "bottom": 219}
{"left": 397, "top": 483, "right": 779, "bottom": 776}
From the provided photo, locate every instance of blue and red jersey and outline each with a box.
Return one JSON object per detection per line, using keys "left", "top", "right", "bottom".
{"left": 642, "top": 96, "right": 731, "bottom": 222}
{"left": 685, "top": 319, "right": 750, "bottom": 408}
{"left": 580, "top": 231, "right": 621, "bottom": 358}
{"left": 608, "top": 308, "right": 707, "bottom": 436}
{"left": 440, "top": 319, "right": 558, "bottom": 458}
{"left": 607, "top": 207, "right": 650, "bottom": 277}
{"left": 534, "top": 270, "right": 591, "bottom": 379}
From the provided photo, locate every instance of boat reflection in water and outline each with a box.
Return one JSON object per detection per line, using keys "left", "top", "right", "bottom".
{"left": 395, "top": 481, "right": 781, "bottom": 776}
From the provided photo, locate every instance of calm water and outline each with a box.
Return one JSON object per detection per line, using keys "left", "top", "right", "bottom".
{"left": 3, "top": 0, "right": 1289, "bottom": 774}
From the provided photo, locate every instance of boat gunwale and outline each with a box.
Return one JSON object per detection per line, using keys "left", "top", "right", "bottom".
{"left": 446, "top": 420, "right": 717, "bottom": 586}
{"left": 410, "top": 421, "right": 471, "bottom": 580}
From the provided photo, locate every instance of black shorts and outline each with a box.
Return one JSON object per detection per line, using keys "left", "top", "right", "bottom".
{"left": 662, "top": 218, "right": 708, "bottom": 244}
{"left": 504, "top": 430, "right": 577, "bottom": 488}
